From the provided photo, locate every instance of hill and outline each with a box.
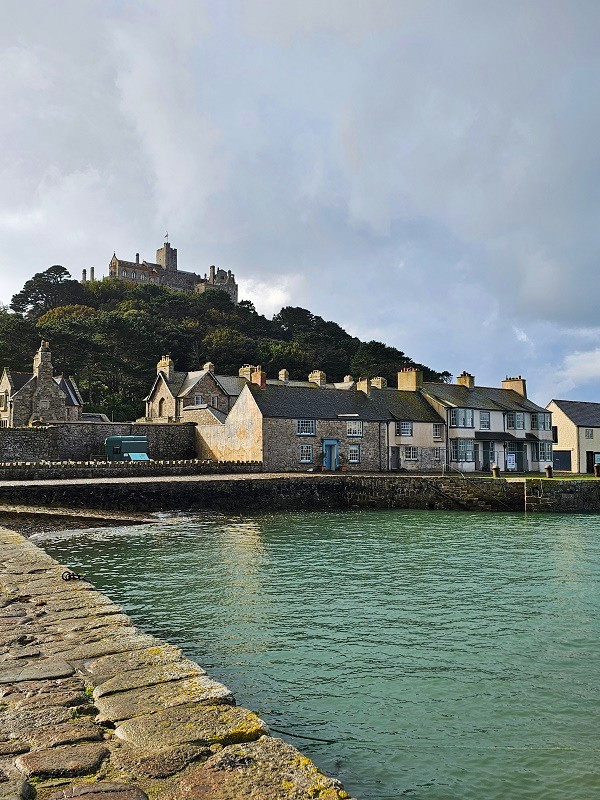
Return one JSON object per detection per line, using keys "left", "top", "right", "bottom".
{"left": 0, "top": 266, "right": 450, "bottom": 420}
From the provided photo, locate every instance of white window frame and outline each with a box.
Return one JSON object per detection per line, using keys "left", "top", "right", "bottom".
{"left": 348, "top": 444, "right": 360, "bottom": 463}
{"left": 585, "top": 428, "right": 594, "bottom": 439}
{"left": 347, "top": 420, "right": 363, "bottom": 437}
{"left": 397, "top": 421, "right": 413, "bottom": 436}
{"left": 479, "top": 411, "right": 490, "bottom": 430}
{"left": 299, "top": 444, "right": 313, "bottom": 463}
{"left": 297, "top": 419, "right": 316, "bottom": 436}
{"left": 211, "top": 395, "right": 219, "bottom": 408}
{"left": 404, "top": 446, "right": 418, "bottom": 460}
{"left": 449, "top": 408, "right": 474, "bottom": 428}
{"left": 194, "top": 394, "right": 203, "bottom": 405}
{"left": 450, "top": 438, "right": 475, "bottom": 462}
{"left": 433, "top": 422, "right": 442, "bottom": 439}
{"left": 515, "top": 412, "right": 525, "bottom": 430}
{"left": 506, "top": 412, "right": 515, "bottom": 429}
{"left": 433, "top": 447, "right": 441, "bottom": 461}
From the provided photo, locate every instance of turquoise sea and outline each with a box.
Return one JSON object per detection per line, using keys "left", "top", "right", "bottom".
{"left": 38, "top": 509, "right": 600, "bottom": 800}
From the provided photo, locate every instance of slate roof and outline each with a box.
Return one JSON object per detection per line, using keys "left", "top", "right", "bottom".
{"left": 369, "top": 388, "right": 444, "bottom": 423}
{"left": 7, "top": 372, "right": 33, "bottom": 392}
{"left": 214, "top": 375, "right": 247, "bottom": 396}
{"left": 249, "top": 384, "right": 392, "bottom": 421}
{"left": 550, "top": 399, "right": 600, "bottom": 427}
{"left": 422, "top": 382, "right": 545, "bottom": 413}
{"left": 55, "top": 376, "right": 83, "bottom": 407}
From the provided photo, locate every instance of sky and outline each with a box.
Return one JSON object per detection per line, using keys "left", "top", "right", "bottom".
{"left": 2, "top": 0, "right": 600, "bottom": 405}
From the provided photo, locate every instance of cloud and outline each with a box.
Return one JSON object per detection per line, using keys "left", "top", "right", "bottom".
{"left": 2, "top": 1, "right": 600, "bottom": 402}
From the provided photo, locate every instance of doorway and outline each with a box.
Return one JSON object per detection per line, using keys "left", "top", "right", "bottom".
{"left": 322, "top": 440, "right": 339, "bottom": 471}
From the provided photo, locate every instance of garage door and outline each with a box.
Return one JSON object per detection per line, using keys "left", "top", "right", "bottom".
{"left": 553, "top": 450, "right": 572, "bottom": 471}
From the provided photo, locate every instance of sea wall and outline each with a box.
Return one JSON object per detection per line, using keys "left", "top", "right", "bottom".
{"left": 0, "top": 423, "right": 196, "bottom": 462}
{"left": 0, "top": 527, "right": 352, "bottom": 800}
{"left": 0, "top": 473, "right": 599, "bottom": 514}
{"left": 0, "top": 459, "right": 262, "bottom": 481}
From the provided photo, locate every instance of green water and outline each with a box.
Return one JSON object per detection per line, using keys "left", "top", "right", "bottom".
{"left": 38, "top": 510, "right": 600, "bottom": 800}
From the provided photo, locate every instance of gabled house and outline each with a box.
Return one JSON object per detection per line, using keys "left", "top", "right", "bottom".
{"left": 546, "top": 399, "right": 600, "bottom": 473}
{"left": 196, "top": 368, "right": 392, "bottom": 471}
{"left": 143, "top": 356, "right": 246, "bottom": 421}
{"left": 409, "top": 369, "right": 552, "bottom": 473}
{"left": 366, "top": 377, "right": 447, "bottom": 470}
{"left": 0, "top": 341, "right": 83, "bottom": 427}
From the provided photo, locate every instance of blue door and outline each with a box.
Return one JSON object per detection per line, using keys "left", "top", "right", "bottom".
{"left": 322, "top": 440, "right": 339, "bottom": 471}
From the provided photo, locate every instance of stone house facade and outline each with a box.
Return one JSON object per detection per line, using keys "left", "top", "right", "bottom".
{"left": 90, "top": 240, "right": 238, "bottom": 303}
{"left": 196, "top": 371, "right": 391, "bottom": 471}
{"left": 0, "top": 341, "right": 83, "bottom": 428}
{"left": 547, "top": 399, "right": 600, "bottom": 473}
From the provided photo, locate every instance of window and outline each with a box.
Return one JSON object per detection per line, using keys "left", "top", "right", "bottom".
{"left": 450, "top": 438, "right": 475, "bottom": 462}
{"left": 531, "top": 413, "right": 538, "bottom": 430}
{"left": 404, "top": 446, "right": 418, "bottom": 460}
{"left": 433, "top": 423, "right": 442, "bottom": 439}
{"left": 449, "top": 408, "right": 474, "bottom": 428}
{"left": 586, "top": 428, "right": 594, "bottom": 439}
{"left": 515, "top": 412, "right": 525, "bottom": 430}
{"left": 132, "top": 272, "right": 136, "bottom": 280}
{"left": 297, "top": 419, "right": 316, "bottom": 436}
{"left": 210, "top": 395, "right": 219, "bottom": 408}
{"left": 552, "top": 426, "right": 558, "bottom": 444}
{"left": 299, "top": 444, "right": 313, "bottom": 463}
{"left": 348, "top": 444, "right": 360, "bottom": 463}
{"left": 479, "top": 411, "right": 490, "bottom": 430}
{"left": 396, "top": 421, "right": 413, "bottom": 436}
{"left": 0, "top": 394, "right": 4, "bottom": 411}
{"left": 0, "top": 419, "right": 7, "bottom": 428}
{"left": 532, "top": 441, "right": 552, "bottom": 461}
{"left": 433, "top": 447, "right": 442, "bottom": 461}
{"left": 347, "top": 420, "right": 363, "bottom": 437}
{"left": 194, "top": 394, "right": 203, "bottom": 405}
{"left": 544, "top": 413, "right": 551, "bottom": 431}
{"left": 122, "top": 270, "right": 127, "bottom": 278}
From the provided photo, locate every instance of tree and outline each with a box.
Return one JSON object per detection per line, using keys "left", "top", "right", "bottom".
{"left": 11, "top": 266, "right": 85, "bottom": 318}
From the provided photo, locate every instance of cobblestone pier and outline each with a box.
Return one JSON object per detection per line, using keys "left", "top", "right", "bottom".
{"left": 0, "top": 528, "right": 352, "bottom": 800}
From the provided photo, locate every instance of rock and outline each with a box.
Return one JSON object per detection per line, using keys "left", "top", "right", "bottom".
{"left": 115, "top": 705, "right": 268, "bottom": 751}
{"left": 84, "top": 644, "right": 182, "bottom": 683}
{"left": 93, "top": 662, "right": 207, "bottom": 699}
{"left": 95, "top": 675, "right": 233, "bottom": 723}
{"left": 0, "top": 659, "right": 75, "bottom": 684}
{"left": 1, "top": 705, "right": 74, "bottom": 739}
{"left": 15, "top": 743, "right": 110, "bottom": 778}
{"left": 47, "top": 632, "right": 159, "bottom": 662}
{"left": 48, "top": 783, "right": 148, "bottom": 800}
{"left": 0, "top": 780, "right": 32, "bottom": 800}
{"left": 0, "top": 741, "right": 29, "bottom": 756}
{"left": 162, "top": 737, "right": 352, "bottom": 800}
{"left": 27, "top": 719, "right": 103, "bottom": 749}
{"left": 111, "top": 743, "right": 210, "bottom": 778}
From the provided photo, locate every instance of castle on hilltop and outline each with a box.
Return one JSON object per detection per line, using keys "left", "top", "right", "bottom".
{"left": 81, "top": 240, "right": 238, "bottom": 304}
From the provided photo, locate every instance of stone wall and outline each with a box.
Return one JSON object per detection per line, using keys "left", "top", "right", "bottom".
{"left": 0, "top": 422, "right": 196, "bottom": 462}
{"left": 0, "top": 459, "right": 262, "bottom": 481}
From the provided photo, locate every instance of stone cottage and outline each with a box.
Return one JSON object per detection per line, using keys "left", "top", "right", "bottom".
{"left": 196, "top": 369, "right": 392, "bottom": 471}
{"left": 143, "top": 357, "right": 247, "bottom": 421}
{"left": 0, "top": 341, "right": 83, "bottom": 427}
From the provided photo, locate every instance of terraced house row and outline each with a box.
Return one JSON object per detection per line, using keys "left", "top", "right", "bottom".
{"left": 144, "top": 357, "right": 554, "bottom": 473}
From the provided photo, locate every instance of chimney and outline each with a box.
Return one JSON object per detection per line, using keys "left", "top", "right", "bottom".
{"left": 251, "top": 368, "right": 267, "bottom": 389}
{"left": 502, "top": 375, "right": 527, "bottom": 397}
{"left": 239, "top": 364, "right": 258, "bottom": 381}
{"left": 33, "top": 340, "right": 53, "bottom": 381}
{"left": 203, "top": 362, "right": 215, "bottom": 373}
{"left": 456, "top": 371, "right": 475, "bottom": 389}
{"left": 136, "top": 253, "right": 140, "bottom": 264}
{"left": 397, "top": 368, "right": 423, "bottom": 392}
{"left": 371, "top": 377, "right": 387, "bottom": 389}
{"left": 89, "top": 266, "right": 95, "bottom": 282}
{"left": 81, "top": 268, "right": 87, "bottom": 282}
{"left": 279, "top": 368, "right": 289, "bottom": 384}
{"left": 357, "top": 377, "right": 371, "bottom": 396}
{"left": 309, "top": 370, "right": 327, "bottom": 387}
{"left": 157, "top": 355, "right": 175, "bottom": 382}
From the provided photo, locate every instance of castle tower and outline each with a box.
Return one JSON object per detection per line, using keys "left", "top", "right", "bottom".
{"left": 156, "top": 242, "right": 178, "bottom": 272}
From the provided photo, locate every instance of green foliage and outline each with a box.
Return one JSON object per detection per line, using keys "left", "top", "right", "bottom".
{"left": 1, "top": 271, "right": 448, "bottom": 420}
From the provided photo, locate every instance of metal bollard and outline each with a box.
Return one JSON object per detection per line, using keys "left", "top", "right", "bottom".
{"left": 545, "top": 464, "right": 553, "bottom": 478}
{"left": 491, "top": 465, "right": 500, "bottom": 478}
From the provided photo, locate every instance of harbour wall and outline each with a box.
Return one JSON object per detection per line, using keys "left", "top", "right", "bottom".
{"left": 0, "top": 473, "right": 599, "bottom": 513}
{"left": 0, "top": 527, "right": 352, "bottom": 800}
